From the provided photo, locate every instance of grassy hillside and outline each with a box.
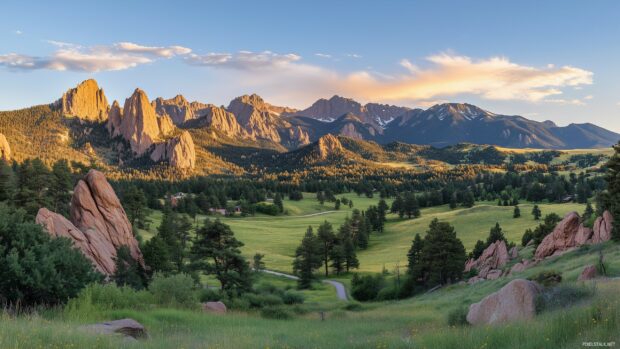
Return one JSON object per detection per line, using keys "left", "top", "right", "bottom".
{"left": 140, "top": 195, "right": 586, "bottom": 273}
{"left": 2, "top": 242, "right": 619, "bottom": 348}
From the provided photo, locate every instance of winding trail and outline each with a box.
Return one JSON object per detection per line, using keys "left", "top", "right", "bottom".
{"left": 261, "top": 269, "right": 348, "bottom": 301}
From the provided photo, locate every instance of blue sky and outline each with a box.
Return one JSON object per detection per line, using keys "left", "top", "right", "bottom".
{"left": 1, "top": 0, "right": 619, "bottom": 130}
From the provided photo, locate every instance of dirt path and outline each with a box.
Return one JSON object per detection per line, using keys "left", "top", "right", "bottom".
{"left": 261, "top": 270, "right": 348, "bottom": 301}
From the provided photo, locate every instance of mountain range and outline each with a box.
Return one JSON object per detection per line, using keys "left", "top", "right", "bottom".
{"left": 0, "top": 79, "right": 617, "bottom": 174}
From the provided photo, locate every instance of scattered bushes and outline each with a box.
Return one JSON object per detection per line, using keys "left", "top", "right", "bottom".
{"left": 149, "top": 273, "right": 198, "bottom": 309}
{"left": 535, "top": 284, "right": 594, "bottom": 313}
{"left": 65, "top": 283, "right": 154, "bottom": 317}
{"left": 351, "top": 274, "right": 385, "bottom": 302}
{"left": 255, "top": 202, "right": 280, "bottom": 216}
{"left": 260, "top": 306, "right": 292, "bottom": 320}
{"left": 447, "top": 307, "right": 469, "bottom": 327}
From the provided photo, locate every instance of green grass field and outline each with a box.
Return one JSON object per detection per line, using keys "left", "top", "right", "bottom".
{"left": 140, "top": 195, "right": 586, "bottom": 274}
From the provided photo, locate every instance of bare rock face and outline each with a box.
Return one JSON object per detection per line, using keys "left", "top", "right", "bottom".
{"left": 198, "top": 105, "right": 249, "bottom": 138}
{"left": 36, "top": 208, "right": 108, "bottom": 274}
{"left": 202, "top": 301, "right": 227, "bottom": 314}
{"left": 70, "top": 169, "right": 144, "bottom": 272}
{"left": 467, "top": 240, "right": 509, "bottom": 279}
{"left": 227, "top": 94, "right": 282, "bottom": 142}
{"left": 340, "top": 123, "right": 364, "bottom": 139}
{"left": 120, "top": 89, "right": 162, "bottom": 155}
{"left": 509, "top": 246, "right": 519, "bottom": 259}
{"left": 60, "top": 79, "right": 109, "bottom": 122}
{"left": 592, "top": 210, "right": 613, "bottom": 243}
{"left": 578, "top": 265, "right": 598, "bottom": 281}
{"left": 292, "top": 95, "right": 409, "bottom": 125}
{"left": 152, "top": 95, "right": 211, "bottom": 125}
{"left": 0, "top": 133, "right": 11, "bottom": 161}
{"left": 535, "top": 212, "right": 582, "bottom": 259}
{"left": 467, "top": 279, "right": 542, "bottom": 325}
{"left": 157, "top": 114, "right": 175, "bottom": 137}
{"left": 287, "top": 126, "right": 310, "bottom": 146}
{"left": 150, "top": 131, "right": 196, "bottom": 170}
{"left": 106, "top": 101, "right": 123, "bottom": 137}
{"left": 509, "top": 262, "right": 526, "bottom": 275}
{"left": 575, "top": 225, "right": 593, "bottom": 246}
{"left": 317, "top": 134, "right": 344, "bottom": 159}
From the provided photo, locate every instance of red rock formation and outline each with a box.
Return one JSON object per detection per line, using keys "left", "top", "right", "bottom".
{"left": 70, "top": 169, "right": 144, "bottom": 272}
{"left": 592, "top": 211, "right": 613, "bottom": 243}
{"left": 60, "top": 79, "right": 109, "bottom": 122}
{"left": 0, "top": 133, "right": 11, "bottom": 161}
{"left": 534, "top": 212, "right": 581, "bottom": 259}
{"left": 466, "top": 240, "right": 509, "bottom": 279}
{"left": 150, "top": 131, "right": 196, "bottom": 170}
{"left": 467, "top": 279, "right": 542, "bottom": 325}
{"left": 120, "top": 89, "right": 162, "bottom": 155}
{"left": 106, "top": 101, "right": 123, "bottom": 137}
{"left": 317, "top": 134, "right": 344, "bottom": 159}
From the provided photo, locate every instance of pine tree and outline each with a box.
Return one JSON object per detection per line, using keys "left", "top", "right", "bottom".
{"left": 407, "top": 233, "right": 424, "bottom": 275}
{"left": 113, "top": 245, "right": 146, "bottom": 290}
{"left": 486, "top": 222, "right": 506, "bottom": 246}
{"left": 513, "top": 205, "right": 521, "bottom": 218}
{"left": 292, "top": 226, "right": 322, "bottom": 289}
{"left": 583, "top": 202, "right": 594, "bottom": 221}
{"left": 391, "top": 195, "right": 404, "bottom": 215}
{"left": 335, "top": 199, "right": 341, "bottom": 210}
{"left": 253, "top": 253, "right": 265, "bottom": 272}
{"left": 142, "top": 235, "right": 172, "bottom": 275}
{"left": 190, "top": 219, "right": 252, "bottom": 295}
{"left": 50, "top": 160, "right": 73, "bottom": 216}
{"left": 605, "top": 143, "right": 620, "bottom": 241}
{"left": 471, "top": 239, "right": 486, "bottom": 259}
{"left": 532, "top": 205, "right": 542, "bottom": 220}
{"left": 123, "top": 185, "right": 148, "bottom": 229}
{"left": 418, "top": 219, "right": 466, "bottom": 287}
{"left": 273, "top": 193, "right": 284, "bottom": 213}
{"left": 377, "top": 199, "right": 389, "bottom": 223}
{"left": 462, "top": 190, "right": 475, "bottom": 208}
{"left": 317, "top": 221, "right": 336, "bottom": 276}
{"left": 404, "top": 193, "right": 420, "bottom": 218}
{"left": 449, "top": 194, "right": 458, "bottom": 209}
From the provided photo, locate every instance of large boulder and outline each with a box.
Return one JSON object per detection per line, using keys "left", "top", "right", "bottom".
{"left": 36, "top": 208, "right": 110, "bottom": 275}
{"left": 534, "top": 212, "right": 581, "bottom": 259}
{"left": 81, "top": 318, "right": 148, "bottom": 340}
{"left": 467, "top": 279, "right": 542, "bottom": 325}
{"left": 150, "top": 131, "right": 196, "bottom": 170}
{"left": 592, "top": 211, "right": 613, "bottom": 243}
{"left": 0, "top": 133, "right": 11, "bottom": 161}
{"left": 70, "top": 169, "right": 144, "bottom": 273}
{"left": 202, "top": 301, "right": 227, "bottom": 314}
{"left": 60, "top": 79, "right": 109, "bottom": 122}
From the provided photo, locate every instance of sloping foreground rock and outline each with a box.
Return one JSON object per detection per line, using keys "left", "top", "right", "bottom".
{"left": 81, "top": 318, "right": 148, "bottom": 340}
{"left": 467, "top": 279, "right": 542, "bottom": 325}
{"left": 535, "top": 211, "right": 613, "bottom": 259}
{"left": 0, "top": 133, "right": 11, "bottom": 161}
{"left": 36, "top": 169, "right": 143, "bottom": 275}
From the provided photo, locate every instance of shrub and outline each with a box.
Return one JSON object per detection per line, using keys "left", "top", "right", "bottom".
{"left": 149, "top": 273, "right": 198, "bottom": 309}
{"left": 376, "top": 286, "right": 400, "bottom": 301}
{"left": 260, "top": 306, "right": 292, "bottom": 320}
{"left": 255, "top": 202, "right": 279, "bottom": 216}
{"left": 198, "top": 288, "right": 223, "bottom": 303}
{"left": 447, "top": 307, "right": 469, "bottom": 327}
{"left": 342, "top": 302, "right": 364, "bottom": 311}
{"left": 465, "top": 268, "right": 479, "bottom": 279}
{"left": 529, "top": 270, "right": 562, "bottom": 287}
{"left": 535, "top": 284, "right": 594, "bottom": 313}
{"left": 0, "top": 206, "right": 102, "bottom": 306}
{"left": 281, "top": 290, "right": 305, "bottom": 305}
{"left": 65, "top": 283, "right": 154, "bottom": 319}
{"left": 243, "top": 293, "right": 283, "bottom": 308}
{"left": 351, "top": 274, "right": 385, "bottom": 302}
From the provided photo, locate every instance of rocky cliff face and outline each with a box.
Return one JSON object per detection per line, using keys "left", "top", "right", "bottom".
{"left": 195, "top": 105, "right": 249, "bottom": 138}
{"left": 60, "top": 79, "right": 109, "bottom": 122}
{"left": 0, "top": 133, "right": 11, "bottom": 161}
{"left": 36, "top": 170, "right": 144, "bottom": 275}
{"left": 150, "top": 131, "right": 196, "bottom": 170}
{"left": 106, "top": 101, "right": 123, "bottom": 137}
{"left": 317, "top": 134, "right": 343, "bottom": 159}
{"left": 227, "top": 94, "right": 282, "bottom": 142}
{"left": 120, "top": 89, "right": 162, "bottom": 155}
{"left": 157, "top": 114, "right": 175, "bottom": 137}
{"left": 293, "top": 95, "right": 409, "bottom": 125}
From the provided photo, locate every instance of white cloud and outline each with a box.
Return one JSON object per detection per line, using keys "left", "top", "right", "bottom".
{"left": 114, "top": 42, "right": 191, "bottom": 58}
{"left": 185, "top": 51, "right": 593, "bottom": 107}
{"left": 186, "top": 51, "right": 301, "bottom": 71}
{"left": 14, "top": 30, "right": 22, "bottom": 35}
{"left": 314, "top": 53, "right": 332, "bottom": 59}
{"left": 0, "top": 41, "right": 191, "bottom": 72}
{"left": 346, "top": 53, "right": 362, "bottom": 58}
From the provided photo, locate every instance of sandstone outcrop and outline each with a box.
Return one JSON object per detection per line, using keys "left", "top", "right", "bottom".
{"left": 106, "top": 101, "right": 123, "bottom": 137}
{"left": 288, "top": 126, "right": 310, "bottom": 146}
{"left": 150, "top": 131, "right": 196, "bottom": 170}
{"left": 227, "top": 94, "right": 282, "bottom": 142}
{"left": 120, "top": 89, "right": 162, "bottom": 155}
{"left": 60, "top": 79, "right": 109, "bottom": 122}
{"left": 195, "top": 105, "right": 249, "bottom": 138}
{"left": 0, "top": 133, "right": 11, "bottom": 161}
{"left": 467, "top": 279, "right": 542, "bottom": 325}
{"left": 152, "top": 95, "right": 212, "bottom": 125}
{"left": 317, "top": 134, "right": 344, "bottom": 159}
{"left": 592, "top": 210, "right": 613, "bottom": 243}
{"left": 157, "top": 114, "right": 175, "bottom": 137}
{"left": 578, "top": 265, "right": 598, "bottom": 281}
{"left": 464, "top": 240, "right": 509, "bottom": 279}
{"left": 534, "top": 211, "right": 613, "bottom": 259}
{"left": 70, "top": 169, "right": 144, "bottom": 273}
